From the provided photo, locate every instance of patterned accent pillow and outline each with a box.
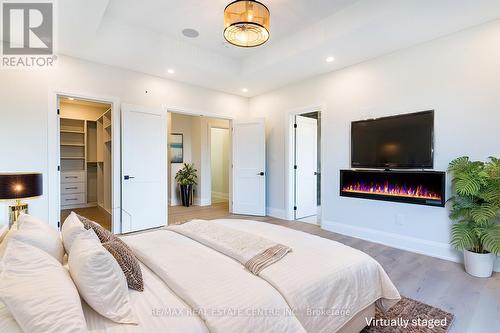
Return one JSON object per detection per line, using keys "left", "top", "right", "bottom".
{"left": 103, "top": 239, "right": 144, "bottom": 292}
{"left": 77, "top": 215, "right": 115, "bottom": 243}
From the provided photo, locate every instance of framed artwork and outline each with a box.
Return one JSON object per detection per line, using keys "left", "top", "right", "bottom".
{"left": 169, "top": 133, "right": 183, "bottom": 163}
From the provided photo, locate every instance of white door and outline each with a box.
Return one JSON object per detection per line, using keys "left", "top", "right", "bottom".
{"left": 121, "top": 104, "right": 167, "bottom": 232}
{"left": 232, "top": 119, "right": 266, "bottom": 216}
{"left": 295, "top": 115, "right": 318, "bottom": 220}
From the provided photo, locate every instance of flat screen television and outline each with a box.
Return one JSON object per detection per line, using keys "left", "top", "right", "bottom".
{"left": 351, "top": 110, "right": 434, "bottom": 169}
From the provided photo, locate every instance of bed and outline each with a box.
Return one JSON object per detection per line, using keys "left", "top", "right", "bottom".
{"left": 0, "top": 218, "right": 400, "bottom": 333}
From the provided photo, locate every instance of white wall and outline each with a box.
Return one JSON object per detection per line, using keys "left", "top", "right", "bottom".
{"left": 60, "top": 102, "right": 110, "bottom": 121}
{"left": 249, "top": 20, "right": 500, "bottom": 265}
{"left": 0, "top": 55, "right": 248, "bottom": 225}
{"left": 170, "top": 113, "right": 194, "bottom": 164}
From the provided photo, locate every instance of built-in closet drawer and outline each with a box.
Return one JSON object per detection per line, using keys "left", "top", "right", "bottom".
{"left": 61, "top": 171, "right": 85, "bottom": 183}
{"left": 61, "top": 182, "right": 85, "bottom": 195}
{"left": 61, "top": 193, "right": 86, "bottom": 206}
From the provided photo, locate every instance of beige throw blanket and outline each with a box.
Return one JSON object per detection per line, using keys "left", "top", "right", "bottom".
{"left": 167, "top": 220, "right": 292, "bottom": 274}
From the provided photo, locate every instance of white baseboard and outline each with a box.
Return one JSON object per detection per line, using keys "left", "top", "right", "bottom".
{"left": 322, "top": 219, "right": 463, "bottom": 262}
{"left": 267, "top": 207, "right": 286, "bottom": 219}
{"left": 322, "top": 220, "right": 500, "bottom": 273}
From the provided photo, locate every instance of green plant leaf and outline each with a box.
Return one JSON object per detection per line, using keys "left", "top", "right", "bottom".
{"left": 479, "top": 223, "right": 500, "bottom": 254}
{"left": 470, "top": 203, "right": 498, "bottom": 224}
{"left": 455, "top": 174, "right": 482, "bottom": 196}
{"left": 448, "top": 156, "right": 500, "bottom": 252}
{"left": 450, "top": 221, "right": 476, "bottom": 251}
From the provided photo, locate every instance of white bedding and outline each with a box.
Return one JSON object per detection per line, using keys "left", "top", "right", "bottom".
{"left": 122, "top": 219, "right": 399, "bottom": 333}
{"left": 0, "top": 262, "right": 208, "bottom": 333}
{"left": 1, "top": 219, "right": 400, "bottom": 333}
{"left": 84, "top": 262, "right": 208, "bottom": 333}
{"left": 123, "top": 230, "right": 306, "bottom": 333}
{"left": 213, "top": 219, "right": 401, "bottom": 333}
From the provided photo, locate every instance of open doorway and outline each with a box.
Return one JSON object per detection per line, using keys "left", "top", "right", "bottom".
{"left": 167, "top": 112, "right": 232, "bottom": 225}
{"left": 58, "top": 97, "right": 113, "bottom": 230}
{"left": 211, "top": 127, "right": 230, "bottom": 204}
{"left": 294, "top": 111, "right": 321, "bottom": 224}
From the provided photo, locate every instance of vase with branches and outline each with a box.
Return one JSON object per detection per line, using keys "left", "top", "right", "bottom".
{"left": 175, "top": 163, "right": 198, "bottom": 207}
{"left": 448, "top": 156, "right": 500, "bottom": 277}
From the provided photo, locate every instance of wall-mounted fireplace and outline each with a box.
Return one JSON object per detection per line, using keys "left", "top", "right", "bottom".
{"left": 340, "top": 170, "right": 446, "bottom": 207}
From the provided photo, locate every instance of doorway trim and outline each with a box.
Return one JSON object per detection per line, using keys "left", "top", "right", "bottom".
{"left": 48, "top": 89, "right": 121, "bottom": 233}
{"left": 164, "top": 106, "right": 234, "bottom": 213}
{"left": 284, "top": 104, "right": 324, "bottom": 222}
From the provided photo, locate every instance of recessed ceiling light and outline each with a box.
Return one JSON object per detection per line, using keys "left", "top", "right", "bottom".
{"left": 67, "top": 97, "right": 75, "bottom": 101}
{"left": 326, "top": 56, "right": 335, "bottom": 63}
{"left": 167, "top": 69, "right": 175, "bottom": 74}
{"left": 182, "top": 28, "right": 199, "bottom": 38}
{"left": 242, "top": 88, "right": 248, "bottom": 93}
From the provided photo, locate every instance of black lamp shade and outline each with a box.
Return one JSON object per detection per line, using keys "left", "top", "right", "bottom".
{"left": 0, "top": 173, "right": 43, "bottom": 200}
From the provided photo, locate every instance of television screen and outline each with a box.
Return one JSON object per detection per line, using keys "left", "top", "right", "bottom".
{"left": 351, "top": 110, "right": 434, "bottom": 169}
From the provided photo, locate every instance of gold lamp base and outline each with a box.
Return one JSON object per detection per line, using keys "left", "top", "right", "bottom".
{"left": 9, "top": 200, "right": 28, "bottom": 229}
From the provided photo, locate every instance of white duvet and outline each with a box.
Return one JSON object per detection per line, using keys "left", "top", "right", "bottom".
{"left": 123, "top": 219, "right": 400, "bottom": 333}
{"left": 214, "top": 219, "right": 401, "bottom": 333}
{"left": 123, "top": 229, "right": 306, "bottom": 333}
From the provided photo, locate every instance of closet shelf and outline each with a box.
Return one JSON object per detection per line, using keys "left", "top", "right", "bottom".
{"left": 61, "top": 156, "right": 85, "bottom": 160}
{"left": 61, "top": 143, "right": 85, "bottom": 147}
{"left": 61, "top": 130, "right": 84, "bottom": 134}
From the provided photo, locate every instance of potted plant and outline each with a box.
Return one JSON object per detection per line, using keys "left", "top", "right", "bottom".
{"left": 448, "top": 156, "right": 500, "bottom": 278}
{"left": 175, "top": 163, "right": 198, "bottom": 207}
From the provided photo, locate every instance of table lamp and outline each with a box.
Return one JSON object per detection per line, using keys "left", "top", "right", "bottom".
{"left": 0, "top": 173, "right": 43, "bottom": 228}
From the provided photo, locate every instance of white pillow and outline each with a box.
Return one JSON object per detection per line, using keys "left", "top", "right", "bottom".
{"left": 0, "top": 301, "right": 22, "bottom": 333}
{"left": 61, "top": 212, "right": 87, "bottom": 253}
{"left": 1, "top": 215, "right": 66, "bottom": 260}
{"left": 9, "top": 214, "right": 64, "bottom": 263}
{"left": 0, "top": 239, "right": 87, "bottom": 333}
{"left": 69, "top": 230, "right": 138, "bottom": 324}
{"left": 17, "top": 213, "right": 52, "bottom": 230}
{"left": 0, "top": 224, "right": 9, "bottom": 243}
{"left": 0, "top": 225, "right": 17, "bottom": 258}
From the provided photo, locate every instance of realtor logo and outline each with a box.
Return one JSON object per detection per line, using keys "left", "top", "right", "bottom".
{"left": 1, "top": 1, "right": 56, "bottom": 68}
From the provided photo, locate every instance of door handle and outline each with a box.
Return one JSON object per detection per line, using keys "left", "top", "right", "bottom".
{"left": 314, "top": 172, "right": 318, "bottom": 176}
{"left": 258, "top": 172, "right": 265, "bottom": 176}
{"left": 124, "top": 175, "right": 135, "bottom": 180}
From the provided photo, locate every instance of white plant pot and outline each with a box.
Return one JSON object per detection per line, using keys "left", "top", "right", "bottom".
{"left": 463, "top": 250, "right": 495, "bottom": 278}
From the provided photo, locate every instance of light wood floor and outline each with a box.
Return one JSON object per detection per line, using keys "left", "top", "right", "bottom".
{"left": 168, "top": 203, "right": 499, "bottom": 333}
{"left": 169, "top": 201, "right": 230, "bottom": 225}
{"left": 61, "top": 206, "right": 112, "bottom": 231}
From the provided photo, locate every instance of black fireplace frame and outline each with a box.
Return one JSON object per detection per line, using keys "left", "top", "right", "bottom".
{"left": 340, "top": 169, "right": 446, "bottom": 207}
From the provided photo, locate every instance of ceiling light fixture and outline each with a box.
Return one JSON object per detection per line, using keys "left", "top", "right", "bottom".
{"left": 326, "top": 56, "right": 335, "bottom": 63}
{"left": 242, "top": 88, "right": 248, "bottom": 93}
{"left": 167, "top": 69, "right": 175, "bottom": 74}
{"left": 224, "top": 0, "right": 270, "bottom": 48}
